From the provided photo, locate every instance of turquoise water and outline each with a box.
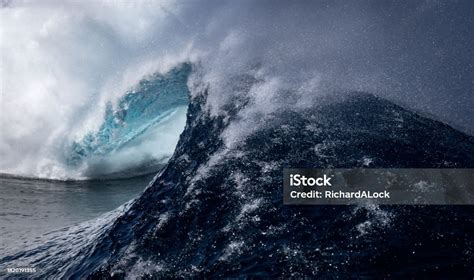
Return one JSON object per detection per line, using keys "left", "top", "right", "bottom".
{"left": 66, "top": 64, "right": 191, "bottom": 178}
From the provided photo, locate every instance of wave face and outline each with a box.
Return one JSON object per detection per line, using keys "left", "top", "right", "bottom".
{"left": 65, "top": 64, "right": 190, "bottom": 178}
{"left": 2, "top": 91, "right": 473, "bottom": 278}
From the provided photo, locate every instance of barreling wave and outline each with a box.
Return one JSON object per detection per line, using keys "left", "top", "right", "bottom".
{"left": 64, "top": 64, "right": 191, "bottom": 179}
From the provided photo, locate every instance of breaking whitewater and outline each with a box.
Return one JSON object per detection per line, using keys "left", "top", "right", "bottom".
{"left": 1, "top": 62, "right": 474, "bottom": 278}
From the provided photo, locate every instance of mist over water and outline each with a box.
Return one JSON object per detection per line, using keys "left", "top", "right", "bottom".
{"left": 1, "top": 0, "right": 473, "bottom": 179}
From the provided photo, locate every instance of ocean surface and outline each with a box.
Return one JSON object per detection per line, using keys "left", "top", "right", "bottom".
{"left": 0, "top": 174, "right": 153, "bottom": 256}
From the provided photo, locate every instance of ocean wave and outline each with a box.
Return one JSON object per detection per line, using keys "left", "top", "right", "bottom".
{"left": 1, "top": 1, "right": 474, "bottom": 278}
